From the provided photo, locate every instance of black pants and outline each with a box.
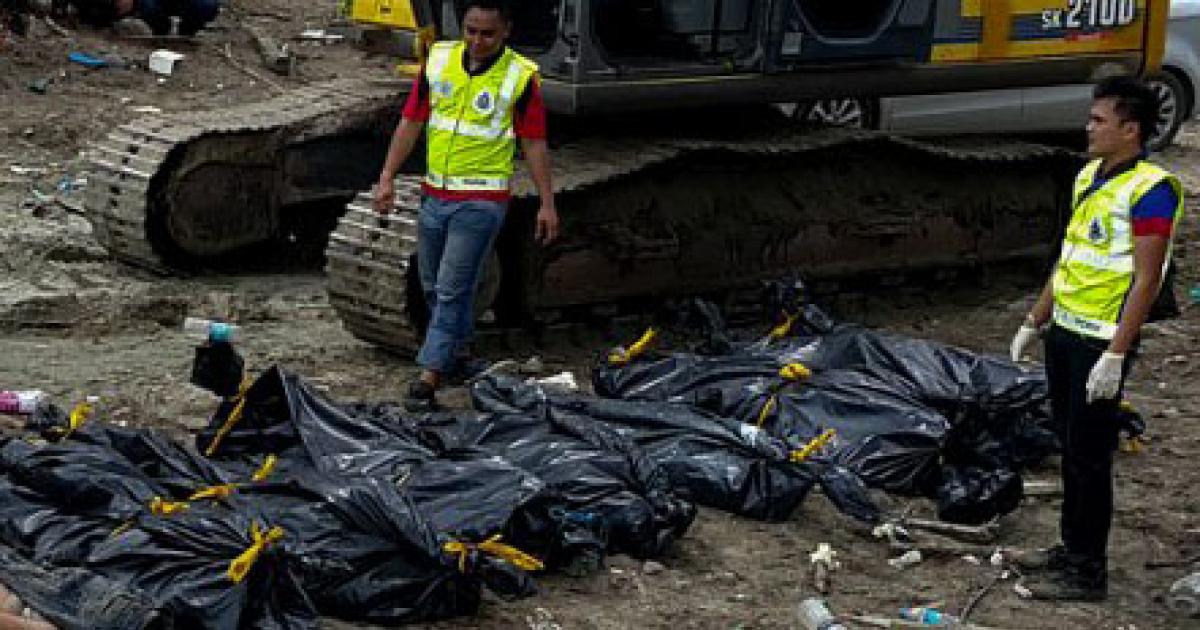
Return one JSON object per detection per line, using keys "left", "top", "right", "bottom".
{"left": 1043, "top": 325, "right": 1134, "bottom": 568}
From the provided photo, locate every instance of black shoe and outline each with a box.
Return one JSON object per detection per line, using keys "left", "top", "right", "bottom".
{"left": 444, "top": 357, "right": 492, "bottom": 387}
{"left": 404, "top": 379, "right": 439, "bottom": 412}
{"left": 1010, "top": 543, "right": 1070, "bottom": 572}
{"left": 1023, "top": 565, "right": 1108, "bottom": 601}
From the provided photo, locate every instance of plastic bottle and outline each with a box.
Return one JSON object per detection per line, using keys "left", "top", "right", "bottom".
{"left": 796, "top": 598, "right": 848, "bottom": 630}
{"left": 0, "top": 390, "right": 46, "bottom": 415}
{"left": 1168, "top": 571, "right": 1200, "bottom": 616}
{"left": 183, "top": 317, "right": 240, "bottom": 343}
{"left": 899, "top": 607, "right": 961, "bottom": 626}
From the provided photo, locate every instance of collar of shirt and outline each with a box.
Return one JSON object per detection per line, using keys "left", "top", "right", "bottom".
{"left": 1094, "top": 150, "right": 1149, "bottom": 185}
{"left": 461, "top": 47, "right": 506, "bottom": 77}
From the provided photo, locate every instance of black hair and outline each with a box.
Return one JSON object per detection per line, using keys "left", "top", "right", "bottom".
{"left": 1092, "top": 75, "right": 1160, "bottom": 145}
{"left": 461, "top": 0, "right": 511, "bottom": 21}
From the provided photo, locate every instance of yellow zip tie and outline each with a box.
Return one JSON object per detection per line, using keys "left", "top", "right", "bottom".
{"left": 779, "top": 363, "right": 812, "bottom": 381}
{"left": 204, "top": 377, "right": 252, "bottom": 457}
{"left": 227, "top": 523, "right": 285, "bottom": 584}
{"left": 769, "top": 311, "right": 798, "bottom": 339}
{"left": 149, "top": 496, "right": 190, "bottom": 516}
{"left": 61, "top": 400, "right": 95, "bottom": 440}
{"left": 110, "top": 520, "right": 134, "bottom": 538}
{"left": 608, "top": 328, "right": 658, "bottom": 366}
{"left": 1119, "top": 399, "right": 1136, "bottom": 413}
{"left": 443, "top": 534, "right": 545, "bottom": 573}
{"left": 188, "top": 484, "right": 238, "bottom": 502}
{"left": 790, "top": 429, "right": 837, "bottom": 463}
{"left": 252, "top": 455, "right": 279, "bottom": 482}
{"left": 755, "top": 395, "right": 777, "bottom": 428}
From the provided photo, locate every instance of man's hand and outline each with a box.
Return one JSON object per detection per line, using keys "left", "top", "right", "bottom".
{"left": 1009, "top": 318, "right": 1040, "bottom": 362}
{"left": 534, "top": 204, "right": 559, "bottom": 245}
{"left": 372, "top": 179, "right": 395, "bottom": 215}
{"left": 1085, "top": 351, "right": 1124, "bottom": 403}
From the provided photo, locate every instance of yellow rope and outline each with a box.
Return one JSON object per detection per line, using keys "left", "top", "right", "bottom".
{"left": 608, "top": 328, "right": 658, "bottom": 366}
{"left": 252, "top": 455, "right": 278, "bottom": 482}
{"left": 227, "top": 523, "right": 285, "bottom": 584}
{"left": 188, "top": 484, "right": 238, "bottom": 501}
{"left": 755, "top": 395, "right": 777, "bottom": 429}
{"left": 769, "top": 311, "right": 798, "bottom": 339}
{"left": 204, "top": 377, "right": 252, "bottom": 457}
{"left": 790, "top": 429, "right": 837, "bottom": 463}
{"left": 443, "top": 534, "right": 544, "bottom": 573}
{"left": 60, "top": 400, "right": 94, "bottom": 440}
{"left": 779, "top": 363, "right": 811, "bottom": 381}
{"left": 149, "top": 496, "right": 190, "bottom": 516}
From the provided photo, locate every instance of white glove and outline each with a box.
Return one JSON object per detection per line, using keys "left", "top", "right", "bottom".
{"left": 1009, "top": 323, "right": 1040, "bottom": 363}
{"left": 1085, "top": 352, "right": 1125, "bottom": 403}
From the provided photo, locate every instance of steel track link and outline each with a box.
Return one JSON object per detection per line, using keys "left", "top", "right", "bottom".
{"left": 325, "top": 177, "right": 424, "bottom": 355}
{"left": 83, "top": 78, "right": 399, "bottom": 272}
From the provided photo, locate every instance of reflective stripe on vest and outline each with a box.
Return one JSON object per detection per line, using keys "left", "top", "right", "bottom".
{"left": 422, "top": 41, "right": 536, "bottom": 193}
{"left": 1052, "top": 158, "right": 1184, "bottom": 340}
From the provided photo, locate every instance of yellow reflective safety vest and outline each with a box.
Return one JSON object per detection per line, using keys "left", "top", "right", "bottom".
{"left": 423, "top": 41, "right": 538, "bottom": 194}
{"left": 1052, "top": 158, "right": 1184, "bottom": 340}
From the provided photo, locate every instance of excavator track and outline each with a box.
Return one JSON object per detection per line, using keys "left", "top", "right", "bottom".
{"left": 84, "top": 77, "right": 402, "bottom": 272}
{"left": 325, "top": 128, "right": 1082, "bottom": 355}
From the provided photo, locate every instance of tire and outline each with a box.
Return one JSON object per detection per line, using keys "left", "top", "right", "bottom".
{"left": 793, "top": 97, "right": 879, "bottom": 129}
{"left": 1145, "top": 71, "right": 1190, "bottom": 152}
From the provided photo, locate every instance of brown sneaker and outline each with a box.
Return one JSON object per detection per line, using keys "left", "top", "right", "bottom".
{"left": 1009, "top": 543, "right": 1070, "bottom": 572}
{"left": 1022, "top": 566, "right": 1107, "bottom": 602}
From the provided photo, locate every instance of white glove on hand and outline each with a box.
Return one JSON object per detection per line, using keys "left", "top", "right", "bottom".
{"left": 1009, "top": 324, "right": 1040, "bottom": 363}
{"left": 1085, "top": 352, "right": 1125, "bottom": 403}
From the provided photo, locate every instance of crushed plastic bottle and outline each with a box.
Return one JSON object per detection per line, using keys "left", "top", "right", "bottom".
{"left": 0, "top": 390, "right": 46, "bottom": 415}
{"left": 1168, "top": 571, "right": 1200, "bottom": 617}
{"left": 900, "top": 606, "right": 961, "bottom": 626}
{"left": 183, "top": 317, "right": 240, "bottom": 343}
{"left": 796, "top": 598, "right": 848, "bottom": 630}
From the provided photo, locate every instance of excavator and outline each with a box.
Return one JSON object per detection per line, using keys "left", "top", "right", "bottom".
{"left": 84, "top": 0, "right": 1171, "bottom": 353}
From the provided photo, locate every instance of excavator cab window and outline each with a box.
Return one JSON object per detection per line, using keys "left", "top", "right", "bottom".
{"left": 592, "top": 0, "right": 757, "bottom": 65}
{"left": 795, "top": 0, "right": 900, "bottom": 40}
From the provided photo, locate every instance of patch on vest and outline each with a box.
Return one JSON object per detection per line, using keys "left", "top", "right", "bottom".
{"left": 472, "top": 90, "right": 496, "bottom": 115}
{"left": 430, "top": 80, "right": 453, "bottom": 98}
{"left": 1087, "top": 216, "right": 1108, "bottom": 243}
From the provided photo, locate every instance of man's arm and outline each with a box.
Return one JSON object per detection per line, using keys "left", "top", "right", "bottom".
{"left": 1109, "top": 234, "right": 1169, "bottom": 353}
{"left": 519, "top": 137, "right": 558, "bottom": 243}
{"left": 1028, "top": 276, "right": 1055, "bottom": 327}
{"left": 373, "top": 74, "right": 429, "bottom": 214}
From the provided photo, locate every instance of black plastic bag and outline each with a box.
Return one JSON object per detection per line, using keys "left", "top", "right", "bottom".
{"left": 0, "top": 543, "right": 167, "bottom": 630}
{"left": 191, "top": 341, "right": 245, "bottom": 398}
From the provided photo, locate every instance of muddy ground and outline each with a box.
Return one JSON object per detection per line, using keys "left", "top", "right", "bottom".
{"left": 2, "top": 3, "right": 1200, "bottom": 629}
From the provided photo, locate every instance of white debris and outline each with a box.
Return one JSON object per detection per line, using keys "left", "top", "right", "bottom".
{"left": 887, "top": 549, "right": 922, "bottom": 569}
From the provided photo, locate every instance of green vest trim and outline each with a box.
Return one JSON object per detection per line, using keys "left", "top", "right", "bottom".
{"left": 423, "top": 41, "right": 537, "bottom": 193}
{"left": 1052, "top": 158, "right": 1184, "bottom": 339}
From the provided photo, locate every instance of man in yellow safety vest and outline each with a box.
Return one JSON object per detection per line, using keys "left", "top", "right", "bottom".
{"left": 1009, "top": 75, "right": 1184, "bottom": 601}
{"left": 372, "top": 0, "right": 558, "bottom": 411}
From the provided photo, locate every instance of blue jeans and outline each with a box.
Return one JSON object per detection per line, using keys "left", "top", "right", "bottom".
{"left": 415, "top": 196, "right": 506, "bottom": 373}
{"left": 138, "top": 0, "right": 220, "bottom": 35}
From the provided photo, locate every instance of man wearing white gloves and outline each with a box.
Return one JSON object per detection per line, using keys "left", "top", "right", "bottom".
{"left": 1009, "top": 76, "right": 1184, "bottom": 601}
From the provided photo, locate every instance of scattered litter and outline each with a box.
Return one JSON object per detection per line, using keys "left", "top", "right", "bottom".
{"left": 26, "top": 78, "right": 50, "bottom": 94}
{"left": 990, "top": 549, "right": 1006, "bottom": 567}
{"left": 526, "top": 608, "right": 562, "bottom": 630}
{"left": 520, "top": 355, "right": 545, "bottom": 374}
{"left": 8, "top": 165, "right": 46, "bottom": 176}
{"left": 642, "top": 560, "right": 665, "bottom": 575}
{"left": 67, "top": 51, "right": 108, "bottom": 69}
{"left": 129, "top": 105, "right": 163, "bottom": 114}
{"left": 529, "top": 371, "right": 577, "bottom": 391}
{"left": 299, "top": 28, "right": 345, "bottom": 43}
{"left": 962, "top": 555, "right": 981, "bottom": 565}
{"left": 1168, "top": 571, "right": 1200, "bottom": 616}
{"left": 809, "top": 542, "right": 839, "bottom": 594}
{"left": 888, "top": 549, "right": 923, "bottom": 569}
{"left": 1013, "top": 583, "right": 1033, "bottom": 599}
{"left": 796, "top": 597, "right": 847, "bottom": 630}
{"left": 148, "top": 49, "right": 185, "bottom": 75}
{"left": 872, "top": 522, "right": 910, "bottom": 543}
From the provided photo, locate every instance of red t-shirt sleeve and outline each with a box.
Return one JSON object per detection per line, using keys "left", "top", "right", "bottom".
{"left": 513, "top": 75, "right": 547, "bottom": 140}
{"left": 401, "top": 71, "right": 430, "bottom": 122}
